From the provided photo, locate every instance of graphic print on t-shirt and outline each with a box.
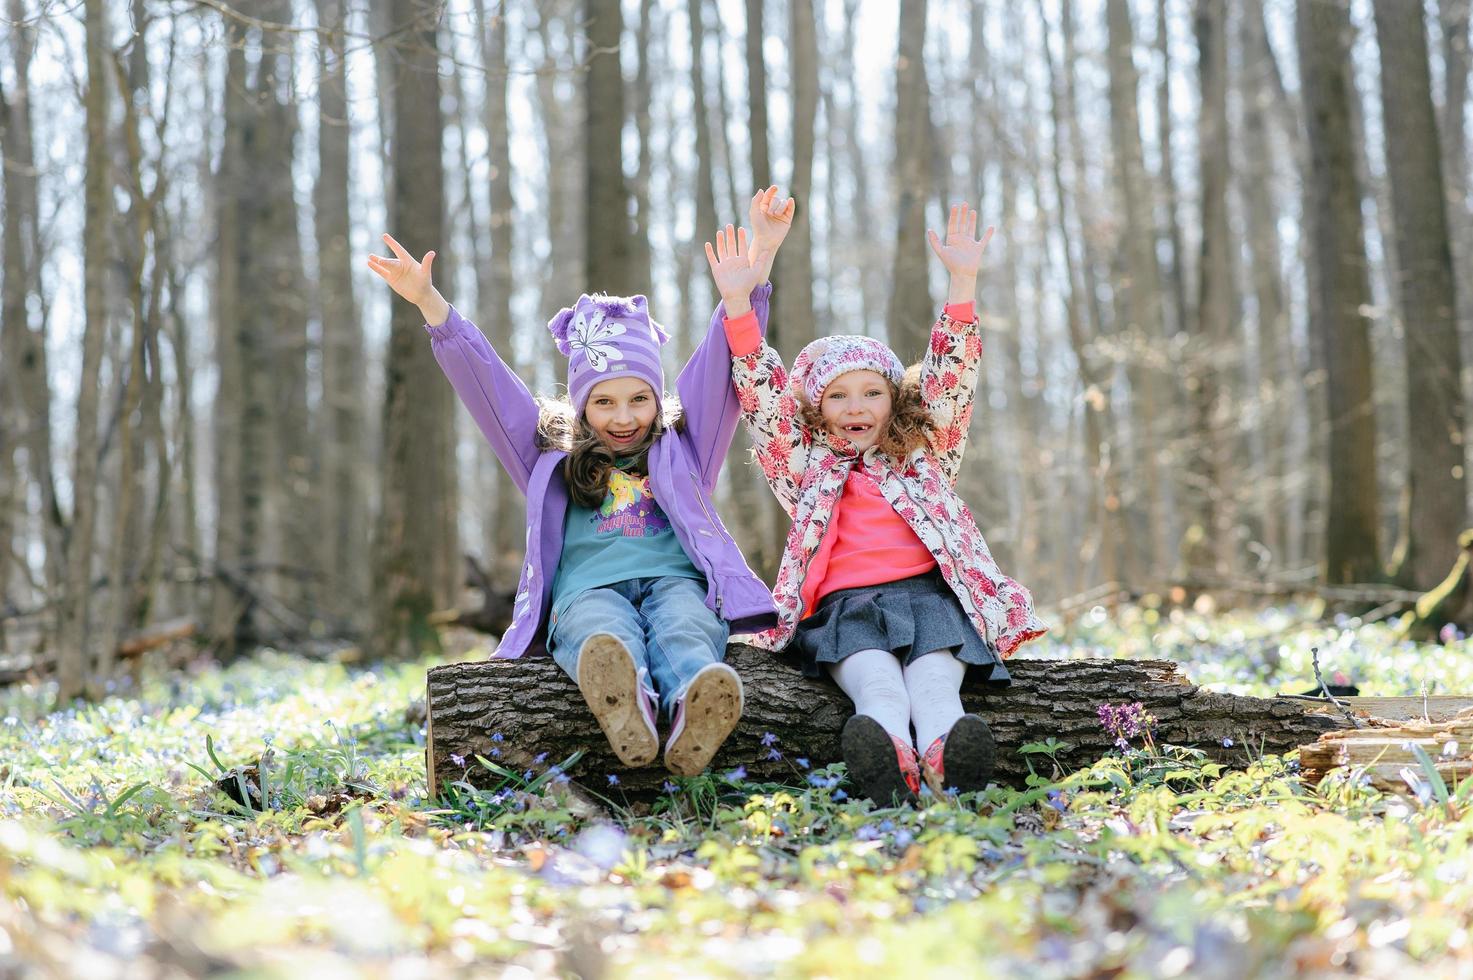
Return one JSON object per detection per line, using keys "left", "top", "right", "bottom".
{"left": 593, "top": 469, "right": 671, "bottom": 537}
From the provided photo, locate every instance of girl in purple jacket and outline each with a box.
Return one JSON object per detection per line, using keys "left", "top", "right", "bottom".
{"left": 367, "top": 189, "right": 793, "bottom": 776}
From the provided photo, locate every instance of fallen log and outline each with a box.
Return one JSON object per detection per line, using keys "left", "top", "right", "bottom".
{"left": 1298, "top": 708, "right": 1473, "bottom": 794}
{"left": 425, "top": 645, "right": 1354, "bottom": 798}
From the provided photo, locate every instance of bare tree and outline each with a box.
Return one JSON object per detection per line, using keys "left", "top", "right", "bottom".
{"left": 1105, "top": 0, "right": 1171, "bottom": 579}
{"left": 776, "top": 0, "right": 819, "bottom": 354}
{"left": 372, "top": 0, "right": 457, "bottom": 659}
{"left": 57, "top": 0, "right": 114, "bottom": 699}
{"left": 1297, "top": 0, "right": 1381, "bottom": 584}
{"left": 1190, "top": 0, "right": 1237, "bottom": 577}
{"left": 887, "top": 0, "right": 933, "bottom": 360}
{"left": 316, "top": 0, "right": 369, "bottom": 626}
{"left": 584, "top": 0, "right": 634, "bottom": 293}
{"left": 1372, "top": 0, "right": 1466, "bottom": 588}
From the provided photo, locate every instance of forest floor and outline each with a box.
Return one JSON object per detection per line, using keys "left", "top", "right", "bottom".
{"left": 3, "top": 605, "right": 1472, "bottom": 977}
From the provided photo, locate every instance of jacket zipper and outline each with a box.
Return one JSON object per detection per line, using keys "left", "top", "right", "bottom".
{"left": 687, "top": 471, "right": 726, "bottom": 615}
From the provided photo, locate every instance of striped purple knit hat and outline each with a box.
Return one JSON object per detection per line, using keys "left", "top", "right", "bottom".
{"left": 547, "top": 294, "right": 670, "bottom": 413}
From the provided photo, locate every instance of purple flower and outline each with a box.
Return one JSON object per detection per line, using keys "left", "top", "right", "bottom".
{"left": 450, "top": 752, "right": 466, "bottom": 768}
{"left": 761, "top": 732, "right": 778, "bottom": 747}
{"left": 607, "top": 773, "right": 620, "bottom": 786}
{"left": 796, "top": 757, "right": 811, "bottom": 770}
{"left": 662, "top": 780, "right": 679, "bottom": 794}
{"left": 725, "top": 765, "right": 747, "bottom": 782}
{"left": 833, "top": 789, "right": 848, "bottom": 801}
{"left": 491, "top": 733, "right": 504, "bottom": 742}
{"left": 533, "top": 752, "right": 549, "bottom": 765}
{"left": 1222, "top": 737, "right": 1234, "bottom": 748}
{"left": 766, "top": 748, "right": 782, "bottom": 761}
{"left": 1097, "top": 702, "right": 1157, "bottom": 750}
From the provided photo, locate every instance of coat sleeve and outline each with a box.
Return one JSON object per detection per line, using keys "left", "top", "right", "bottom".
{"left": 426, "top": 306, "right": 541, "bottom": 494}
{"left": 731, "top": 340, "right": 813, "bottom": 517}
{"left": 916, "top": 309, "right": 984, "bottom": 486}
{"left": 674, "top": 283, "right": 773, "bottom": 490}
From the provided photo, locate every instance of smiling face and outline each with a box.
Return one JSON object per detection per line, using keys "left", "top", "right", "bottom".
{"left": 584, "top": 376, "right": 659, "bottom": 453}
{"left": 818, "top": 369, "right": 893, "bottom": 452}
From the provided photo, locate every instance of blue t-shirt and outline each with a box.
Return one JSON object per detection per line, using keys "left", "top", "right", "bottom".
{"left": 551, "top": 464, "right": 704, "bottom": 619}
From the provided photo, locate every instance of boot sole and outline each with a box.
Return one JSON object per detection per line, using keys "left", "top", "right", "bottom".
{"left": 664, "top": 664, "right": 744, "bottom": 777}
{"left": 842, "top": 715, "right": 917, "bottom": 806}
{"left": 935, "top": 714, "right": 996, "bottom": 795}
{"left": 577, "top": 633, "right": 658, "bottom": 767}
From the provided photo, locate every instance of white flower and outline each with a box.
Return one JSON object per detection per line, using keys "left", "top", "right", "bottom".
{"left": 569, "top": 309, "right": 627, "bottom": 372}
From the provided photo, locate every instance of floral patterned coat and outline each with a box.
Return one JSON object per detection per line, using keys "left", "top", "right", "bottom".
{"left": 731, "top": 308, "right": 1048, "bottom": 656}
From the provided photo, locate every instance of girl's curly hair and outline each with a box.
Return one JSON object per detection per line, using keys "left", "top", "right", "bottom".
{"left": 798, "top": 363, "right": 934, "bottom": 459}
{"left": 536, "top": 396, "right": 686, "bottom": 508}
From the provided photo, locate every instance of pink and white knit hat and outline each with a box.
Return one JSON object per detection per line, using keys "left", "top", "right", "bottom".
{"left": 546, "top": 294, "right": 670, "bottom": 413}
{"left": 790, "top": 335, "right": 905, "bottom": 406}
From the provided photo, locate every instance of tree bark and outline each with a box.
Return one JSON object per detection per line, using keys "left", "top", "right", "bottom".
{"left": 372, "top": 0, "right": 455, "bottom": 660}
{"left": 426, "top": 646, "right": 1353, "bottom": 798}
{"left": 476, "top": 0, "right": 525, "bottom": 582}
{"left": 775, "top": 0, "right": 819, "bottom": 355}
{"left": 1106, "top": 0, "right": 1170, "bottom": 580}
{"left": 886, "top": 0, "right": 933, "bottom": 361}
{"left": 57, "top": 0, "right": 113, "bottom": 701}
{"left": 687, "top": 0, "right": 719, "bottom": 317}
{"left": 1373, "top": 0, "right": 1467, "bottom": 591}
{"left": 1236, "top": 3, "right": 1294, "bottom": 574}
{"left": 1191, "top": 0, "right": 1237, "bottom": 579}
{"left": 316, "top": 0, "right": 369, "bottom": 629}
{"left": 745, "top": 0, "right": 770, "bottom": 191}
{"left": 584, "top": 0, "right": 633, "bottom": 294}
{"left": 1297, "top": 0, "right": 1382, "bottom": 585}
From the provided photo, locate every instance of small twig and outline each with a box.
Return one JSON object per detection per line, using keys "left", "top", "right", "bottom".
{"left": 1312, "top": 646, "right": 1363, "bottom": 729}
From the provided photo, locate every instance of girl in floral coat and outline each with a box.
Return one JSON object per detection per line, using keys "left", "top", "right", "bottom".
{"left": 724, "top": 202, "right": 1048, "bottom": 803}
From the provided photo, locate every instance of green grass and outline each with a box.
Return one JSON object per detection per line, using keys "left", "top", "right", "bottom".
{"left": 2, "top": 610, "right": 1472, "bottom": 976}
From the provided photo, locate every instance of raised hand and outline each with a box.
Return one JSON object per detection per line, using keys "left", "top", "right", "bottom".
{"left": 367, "top": 233, "right": 448, "bottom": 326}
{"left": 704, "top": 224, "right": 768, "bottom": 317}
{"left": 926, "top": 202, "right": 994, "bottom": 281}
{"left": 749, "top": 185, "right": 795, "bottom": 252}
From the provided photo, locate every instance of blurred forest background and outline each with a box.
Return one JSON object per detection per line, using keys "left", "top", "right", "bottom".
{"left": 0, "top": 0, "right": 1468, "bottom": 700}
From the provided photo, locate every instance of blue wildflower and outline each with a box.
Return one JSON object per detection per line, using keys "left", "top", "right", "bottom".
{"left": 662, "top": 780, "right": 679, "bottom": 794}
{"left": 766, "top": 748, "right": 782, "bottom": 761}
{"left": 450, "top": 752, "right": 466, "bottom": 768}
{"left": 796, "top": 757, "right": 811, "bottom": 769}
{"left": 761, "top": 732, "right": 778, "bottom": 747}
{"left": 533, "top": 751, "right": 549, "bottom": 765}
{"left": 607, "top": 774, "right": 620, "bottom": 786}
{"left": 726, "top": 765, "right": 747, "bottom": 782}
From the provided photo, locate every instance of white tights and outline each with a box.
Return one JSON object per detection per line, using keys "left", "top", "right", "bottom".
{"left": 826, "top": 648, "right": 967, "bottom": 751}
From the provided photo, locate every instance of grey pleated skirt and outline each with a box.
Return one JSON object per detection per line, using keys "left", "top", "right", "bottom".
{"left": 790, "top": 570, "right": 1012, "bottom": 683}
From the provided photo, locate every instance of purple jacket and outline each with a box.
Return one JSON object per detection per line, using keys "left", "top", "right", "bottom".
{"left": 425, "top": 284, "right": 778, "bottom": 659}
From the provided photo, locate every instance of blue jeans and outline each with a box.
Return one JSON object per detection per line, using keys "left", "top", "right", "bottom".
{"left": 549, "top": 577, "right": 730, "bottom": 717}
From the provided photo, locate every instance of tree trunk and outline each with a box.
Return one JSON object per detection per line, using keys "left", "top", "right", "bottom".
{"left": 315, "top": 0, "right": 369, "bottom": 630}
{"left": 1105, "top": 0, "right": 1170, "bottom": 580}
{"left": 477, "top": 0, "right": 525, "bottom": 582}
{"left": 886, "top": 0, "right": 932, "bottom": 361}
{"left": 1297, "top": 0, "right": 1382, "bottom": 585}
{"left": 2, "top": 0, "right": 65, "bottom": 613}
{"left": 1190, "top": 0, "right": 1237, "bottom": 579}
{"left": 775, "top": 0, "right": 819, "bottom": 355}
{"left": 630, "top": 0, "right": 656, "bottom": 297}
{"left": 687, "top": 0, "right": 719, "bottom": 317}
{"left": 1236, "top": 3, "right": 1294, "bottom": 574}
{"left": 584, "top": 0, "right": 633, "bottom": 294}
{"left": 425, "top": 646, "right": 1353, "bottom": 798}
{"left": 1373, "top": 0, "right": 1467, "bottom": 590}
{"left": 1154, "top": 0, "right": 1191, "bottom": 340}
{"left": 1039, "top": 0, "right": 1123, "bottom": 587}
{"left": 745, "top": 0, "right": 770, "bottom": 191}
{"left": 57, "top": 0, "right": 113, "bottom": 701}
{"left": 372, "top": 0, "right": 455, "bottom": 660}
